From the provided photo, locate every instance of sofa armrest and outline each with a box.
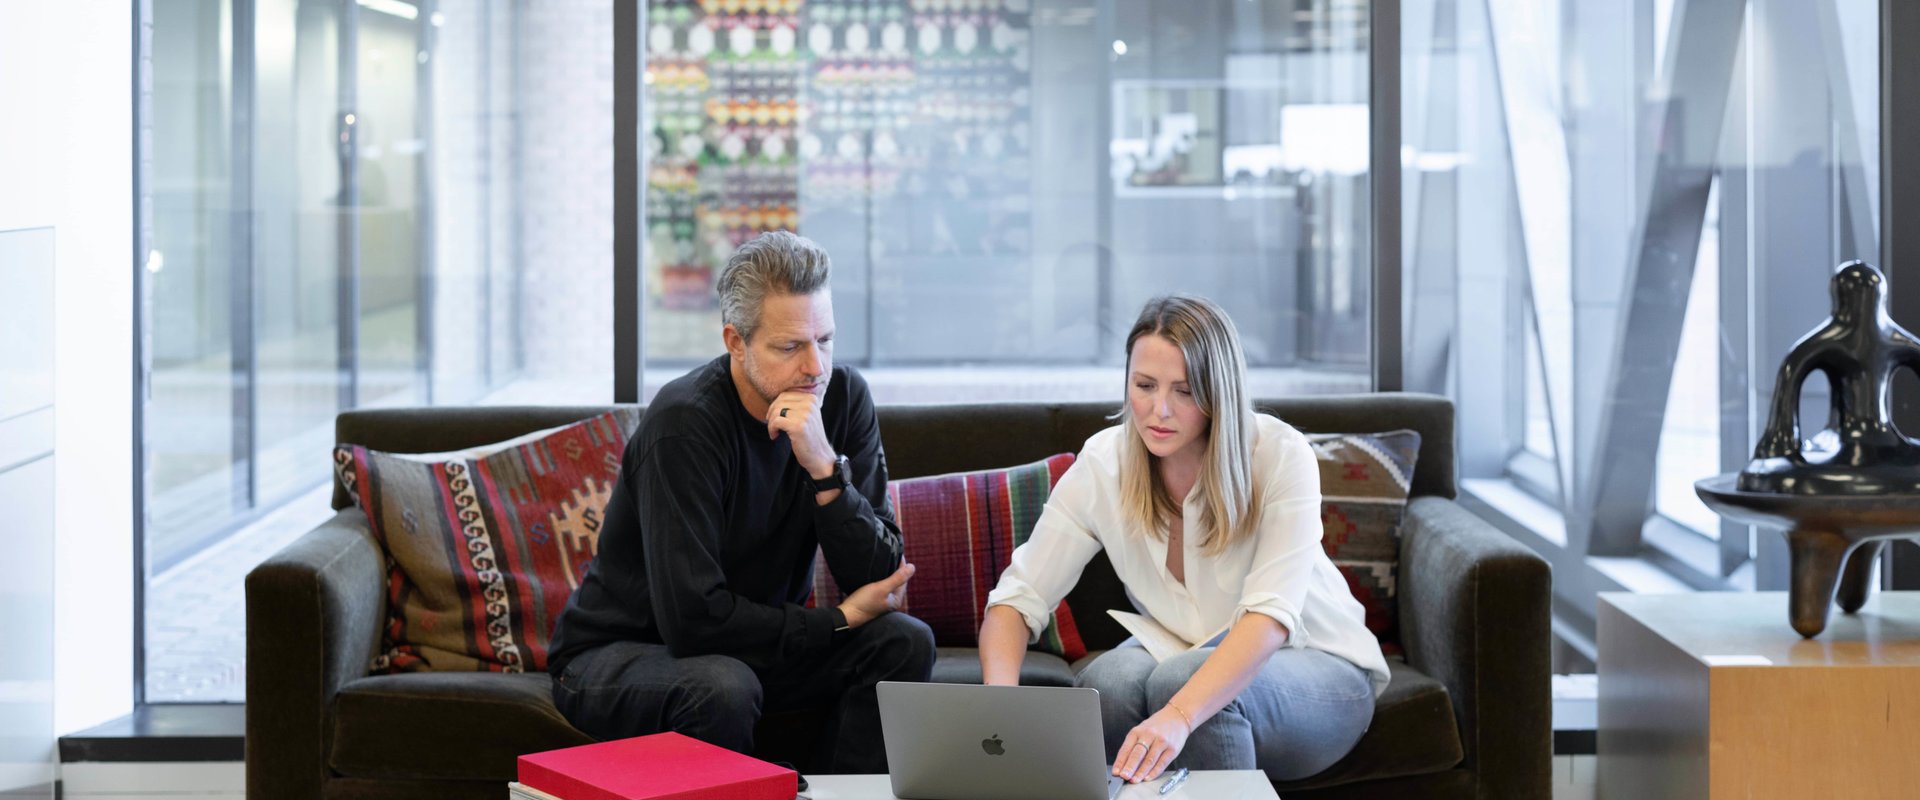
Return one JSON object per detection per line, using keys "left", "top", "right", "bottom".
{"left": 1398, "top": 496, "right": 1551, "bottom": 800}
{"left": 246, "top": 508, "right": 387, "bottom": 800}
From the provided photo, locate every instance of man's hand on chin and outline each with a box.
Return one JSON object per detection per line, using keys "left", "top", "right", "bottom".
{"left": 766, "top": 389, "right": 837, "bottom": 479}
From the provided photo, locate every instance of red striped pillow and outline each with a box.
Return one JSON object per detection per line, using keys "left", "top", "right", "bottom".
{"left": 813, "top": 454, "right": 1087, "bottom": 661}
{"left": 332, "top": 410, "right": 640, "bottom": 673}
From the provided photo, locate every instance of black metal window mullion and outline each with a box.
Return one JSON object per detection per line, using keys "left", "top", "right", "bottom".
{"left": 415, "top": 0, "right": 438, "bottom": 406}
{"left": 480, "top": 0, "right": 494, "bottom": 391}
{"left": 131, "top": 0, "right": 154, "bottom": 708}
{"left": 1881, "top": 0, "right": 1920, "bottom": 588}
{"left": 1370, "top": 0, "right": 1401, "bottom": 393}
{"left": 337, "top": 0, "right": 361, "bottom": 413}
{"left": 231, "top": 0, "right": 259, "bottom": 512}
{"left": 614, "top": 0, "right": 644, "bottom": 403}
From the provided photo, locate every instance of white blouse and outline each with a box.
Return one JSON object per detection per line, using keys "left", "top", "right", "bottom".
{"left": 985, "top": 415, "right": 1392, "bottom": 695}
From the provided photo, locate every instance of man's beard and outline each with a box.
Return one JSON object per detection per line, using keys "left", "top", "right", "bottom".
{"left": 740, "top": 352, "right": 784, "bottom": 407}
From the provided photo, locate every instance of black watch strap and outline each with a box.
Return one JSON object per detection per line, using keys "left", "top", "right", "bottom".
{"left": 808, "top": 454, "right": 852, "bottom": 494}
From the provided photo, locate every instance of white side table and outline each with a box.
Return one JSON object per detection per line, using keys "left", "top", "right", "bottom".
{"left": 802, "top": 770, "right": 1278, "bottom": 799}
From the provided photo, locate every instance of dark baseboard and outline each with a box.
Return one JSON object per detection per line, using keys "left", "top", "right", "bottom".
{"left": 1553, "top": 728, "right": 1596, "bottom": 756}
{"left": 59, "top": 704, "right": 243, "bottom": 763}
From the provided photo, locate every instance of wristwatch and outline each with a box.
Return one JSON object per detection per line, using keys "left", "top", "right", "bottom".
{"left": 807, "top": 454, "right": 853, "bottom": 494}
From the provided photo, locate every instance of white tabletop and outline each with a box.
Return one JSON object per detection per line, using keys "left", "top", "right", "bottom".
{"left": 801, "top": 770, "right": 1279, "bottom": 800}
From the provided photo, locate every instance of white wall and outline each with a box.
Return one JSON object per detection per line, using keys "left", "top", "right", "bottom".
{"left": 0, "top": 1, "right": 137, "bottom": 735}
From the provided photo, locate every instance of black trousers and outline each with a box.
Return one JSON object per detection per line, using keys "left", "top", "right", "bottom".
{"left": 551, "top": 612, "right": 936, "bottom": 774}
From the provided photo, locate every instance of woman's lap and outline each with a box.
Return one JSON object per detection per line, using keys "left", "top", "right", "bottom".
{"left": 1075, "top": 642, "right": 1373, "bottom": 780}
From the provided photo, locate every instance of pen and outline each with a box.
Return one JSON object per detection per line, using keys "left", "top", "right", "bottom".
{"left": 1158, "top": 767, "right": 1189, "bottom": 796}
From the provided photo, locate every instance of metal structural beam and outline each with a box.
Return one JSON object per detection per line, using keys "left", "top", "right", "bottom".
{"left": 1566, "top": 0, "right": 1646, "bottom": 550}
{"left": 1582, "top": 0, "right": 1746, "bottom": 555}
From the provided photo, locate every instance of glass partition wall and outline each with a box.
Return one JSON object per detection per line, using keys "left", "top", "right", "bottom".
{"left": 142, "top": 0, "right": 613, "bottom": 701}
{"left": 637, "top": 0, "right": 1377, "bottom": 400}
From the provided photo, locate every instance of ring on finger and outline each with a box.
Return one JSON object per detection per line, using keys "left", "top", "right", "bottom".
{"left": 779, "top": 407, "right": 789, "bottom": 417}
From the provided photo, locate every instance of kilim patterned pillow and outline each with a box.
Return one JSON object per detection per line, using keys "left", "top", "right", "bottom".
{"left": 1309, "top": 429, "right": 1422, "bottom": 655}
{"left": 812, "top": 453, "right": 1088, "bottom": 661}
{"left": 332, "top": 410, "right": 641, "bottom": 673}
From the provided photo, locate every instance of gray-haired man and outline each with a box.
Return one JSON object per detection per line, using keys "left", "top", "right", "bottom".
{"left": 548, "top": 231, "right": 933, "bottom": 773}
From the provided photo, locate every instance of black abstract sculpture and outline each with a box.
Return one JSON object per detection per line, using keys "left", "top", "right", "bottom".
{"left": 1740, "top": 261, "right": 1920, "bottom": 495}
{"left": 1697, "top": 261, "right": 1920, "bottom": 637}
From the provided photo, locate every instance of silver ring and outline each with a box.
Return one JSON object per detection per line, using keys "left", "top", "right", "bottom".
{"left": 1133, "top": 741, "right": 1150, "bottom": 750}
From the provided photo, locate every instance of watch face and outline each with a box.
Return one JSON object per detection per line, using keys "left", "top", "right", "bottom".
{"left": 810, "top": 456, "right": 851, "bottom": 492}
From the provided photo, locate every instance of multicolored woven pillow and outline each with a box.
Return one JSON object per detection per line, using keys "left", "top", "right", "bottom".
{"left": 812, "top": 453, "right": 1087, "bottom": 661}
{"left": 332, "top": 410, "right": 640, "bottom": 673}
{"left": 1308, "top": 430, "right": 1422, "bottom": 654}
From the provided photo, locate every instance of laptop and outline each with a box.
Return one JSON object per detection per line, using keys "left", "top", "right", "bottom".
{"left": 877, "top": 682, "right": 1125, "bottom": 800}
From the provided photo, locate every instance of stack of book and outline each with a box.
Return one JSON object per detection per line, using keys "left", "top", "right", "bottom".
{"left": 512, "top": 732, "right": 797, "bottom": 800}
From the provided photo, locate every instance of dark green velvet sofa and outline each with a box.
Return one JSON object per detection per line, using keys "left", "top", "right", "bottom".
{"left": 246, "top": 393, "right": 1550, "bottom": 799}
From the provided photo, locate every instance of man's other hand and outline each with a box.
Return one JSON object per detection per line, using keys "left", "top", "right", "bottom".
{"left": 767, "top": 390, "right": 837, "bottom": 479}
{"left": 838, "top": 562, "right": 915, "bottom": 628}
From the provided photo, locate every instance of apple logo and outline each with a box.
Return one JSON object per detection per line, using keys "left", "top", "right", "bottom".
{"left": 981, "top": 734, "right": 1006, "bottom": 756}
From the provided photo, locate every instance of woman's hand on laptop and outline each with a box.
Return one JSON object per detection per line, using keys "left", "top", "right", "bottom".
{"left": 1112, "top": 707, "right": 1191, "bottom": 783}
{"left": 837, "top": 562, "right": 915, "bottom": 628}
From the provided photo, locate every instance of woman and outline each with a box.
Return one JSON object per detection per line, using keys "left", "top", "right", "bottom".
{"left": 978, "top": 295, "right": 1389, "bottom": 785}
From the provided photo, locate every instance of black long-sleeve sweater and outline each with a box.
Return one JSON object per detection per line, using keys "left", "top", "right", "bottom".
{"left": 548, "top": 355, "right": 904, "bottom": 675}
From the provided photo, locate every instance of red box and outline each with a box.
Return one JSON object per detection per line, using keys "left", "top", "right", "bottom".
{"left": 517, "top": 732, "right": 797, "bottom": 800}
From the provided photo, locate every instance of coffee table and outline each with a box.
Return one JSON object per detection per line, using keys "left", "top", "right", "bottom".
{"left": 801, "top": 770, "right": 1279, "bottom": 799}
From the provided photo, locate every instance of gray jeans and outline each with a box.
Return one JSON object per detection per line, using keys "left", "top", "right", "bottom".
{"left": 1075, "top": 642, "right": 1374, "bottom": 781}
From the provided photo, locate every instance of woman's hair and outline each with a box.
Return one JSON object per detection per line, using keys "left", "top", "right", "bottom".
{"left": 1116, "top": 294, "right": 1262, "bottom": 556}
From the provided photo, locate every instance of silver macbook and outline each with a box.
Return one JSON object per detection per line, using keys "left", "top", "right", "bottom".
{"left": 878, "top": 682, "right": 1124, "bottom": 800}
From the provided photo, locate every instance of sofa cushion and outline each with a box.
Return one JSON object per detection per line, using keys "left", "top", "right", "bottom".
{"left": 1275, "top": 657, "right": 1464, "bottom": 790}
{"left": 329, "top": 672, "right": 592, "bottom": 782}
{"left": 929, "top": 647, "right": 1076, "bottom": 687}
{"left": 813, "top": 454, "right": 1088, "bottom": 661}
{"left": 333, "top": 410, "right": 640, "bottom": 673}
{"left": 1310, "top": 430, "right": 1421, "bottom": 653}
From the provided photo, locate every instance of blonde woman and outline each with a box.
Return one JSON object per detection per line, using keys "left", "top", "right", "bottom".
{"left": 978, "top": 295, "right": 1388, "bottom": 784}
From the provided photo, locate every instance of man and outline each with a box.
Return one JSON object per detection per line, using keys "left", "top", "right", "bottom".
{"left": 548, "top": 231, "right": 933, "bottom": 773}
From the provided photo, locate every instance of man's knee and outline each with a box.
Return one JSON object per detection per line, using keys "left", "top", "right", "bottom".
{"left": 860, "top": 612, "right": 936, "bottom": 680}
{"left": 671, "top": 655, "right": 765, "bottom": 729}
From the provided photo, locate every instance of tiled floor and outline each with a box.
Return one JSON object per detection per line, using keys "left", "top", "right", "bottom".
{"left": 1554, "top": 755, "right": 1598, "bottom": 799}
{"left": 142, "top": 483, "right": 336, "bottom": 703}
